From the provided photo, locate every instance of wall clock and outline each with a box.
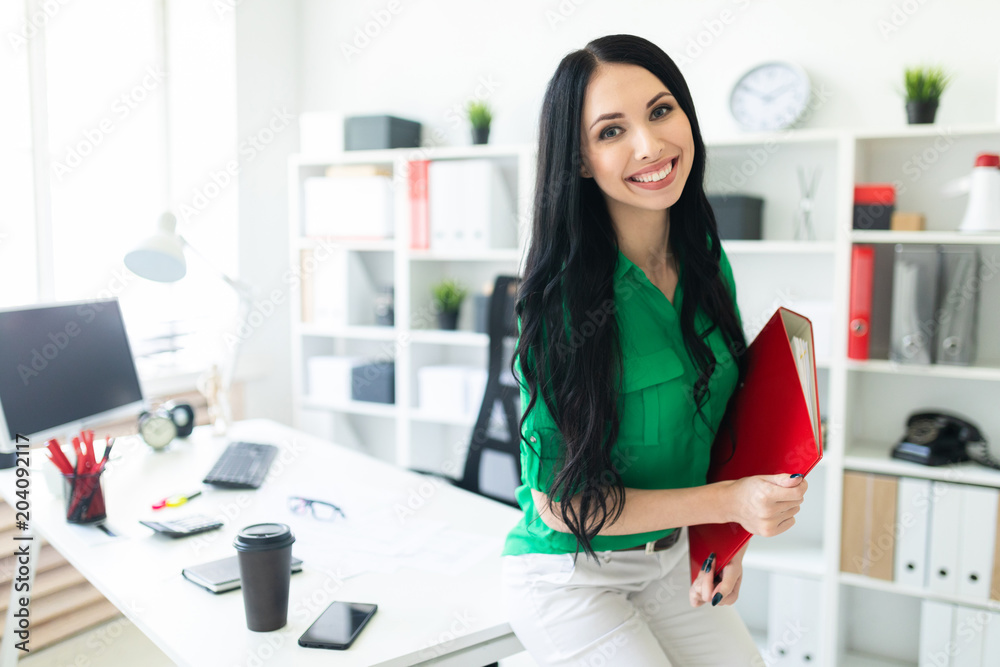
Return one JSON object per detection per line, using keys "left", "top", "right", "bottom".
{"left": 729, "top": 61, "right": 812, "bottom": 132}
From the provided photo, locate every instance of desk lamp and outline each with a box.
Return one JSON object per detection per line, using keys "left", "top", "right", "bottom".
{"left": 125, "top": 211, "right": 254, "bottom": 433}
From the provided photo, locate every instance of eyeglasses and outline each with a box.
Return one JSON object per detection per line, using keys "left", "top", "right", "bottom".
{"left": 288, "top": 496, "right": 345, "bottom": 521}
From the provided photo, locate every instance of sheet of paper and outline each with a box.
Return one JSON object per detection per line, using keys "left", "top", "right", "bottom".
{"left": 792, "top": 335, "right": 818, "bottom": 444}
{"left": 250, "top": 482, "right": 456, "bottom": 577}
{"left": 405, "top": 528, "right": 500, "bottom": 576}
{"left": 62, "top": 519, "right": 141, "bottom": 547}
{"left": 248, "top": 474, "right": 503, "bottom": 578}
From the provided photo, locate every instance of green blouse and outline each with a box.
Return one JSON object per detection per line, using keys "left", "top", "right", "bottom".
{"left": 502, "top": 241, "right": 743, "bottom": 556}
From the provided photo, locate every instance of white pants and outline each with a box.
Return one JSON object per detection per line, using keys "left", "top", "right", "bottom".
{"left": 501, "top": 527, "right": 765, "bottom": 667}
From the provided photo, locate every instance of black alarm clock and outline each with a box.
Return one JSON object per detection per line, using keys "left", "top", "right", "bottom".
{"left": 138, "top": 402, "right": 195, "bottom": 450}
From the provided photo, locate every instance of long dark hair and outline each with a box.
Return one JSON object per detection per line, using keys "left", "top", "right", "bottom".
{"left": 512, "top": 34, "right": 748, "bottom": 560}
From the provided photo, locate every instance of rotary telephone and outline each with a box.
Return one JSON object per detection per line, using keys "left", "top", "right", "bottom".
{"left": 891, "top": 411, "right": 1000, "bottom": 469}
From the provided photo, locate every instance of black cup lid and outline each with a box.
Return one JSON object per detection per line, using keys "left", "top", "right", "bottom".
{"left": 233, "top": 523, "right": 295, "bottom": 552}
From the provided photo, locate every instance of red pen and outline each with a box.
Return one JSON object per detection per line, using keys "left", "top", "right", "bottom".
{"left": 71, "top": 436, "right": 84, "bottom": 475}
{"left": 86, "top": 430, "right": 97, "bottom": 469}
{"left": 46, "top": 451, "right": 71, "bottom": 475}
{"left": 46, "top": 439, "right": 75, "bottom": 474}
{"left": 98, "top": 436, "right": 115, "bottom": 471}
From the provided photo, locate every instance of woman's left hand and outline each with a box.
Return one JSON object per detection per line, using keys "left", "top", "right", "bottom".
{"left": 689, "top": 542, "right": 748, "bottom": 607}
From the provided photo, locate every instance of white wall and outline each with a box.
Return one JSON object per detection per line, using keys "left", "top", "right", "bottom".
{"left": 234, "top": 0, "right": 301, "bottom": 424}
{"left": 300, "top": 0, "right": 1000, "bottom": 141}
{"left": 242, "top": 0, "right": 1000, "bottom": 424}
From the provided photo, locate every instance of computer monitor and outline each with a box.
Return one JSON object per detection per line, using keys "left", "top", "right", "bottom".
{"left": 0, "top": 298, "right": 145, "bottom": 454}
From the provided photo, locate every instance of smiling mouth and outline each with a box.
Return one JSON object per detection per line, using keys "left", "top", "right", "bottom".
{"left": 627, "top": 157, "right": 678, "bottom": 183}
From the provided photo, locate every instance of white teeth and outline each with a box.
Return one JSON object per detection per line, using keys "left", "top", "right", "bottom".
{"left": 630, "top": 159, "right": 674, "bottom": 183}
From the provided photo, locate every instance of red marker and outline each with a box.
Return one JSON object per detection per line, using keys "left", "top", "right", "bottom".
{"left": 45, "top": 441, "right": 74, "bottom": 475}
{"left": 71, "top": 436, "right": 84, "bottom": 475}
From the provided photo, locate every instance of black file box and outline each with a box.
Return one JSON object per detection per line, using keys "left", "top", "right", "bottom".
{"left": 351, "top": 361, "right": 395, "bottom": 404}
{"left": 344, "top": 115, "right": 421, "bottom": 151}
{"left": 707, "top": 194, "right": 763, "bottom": 240}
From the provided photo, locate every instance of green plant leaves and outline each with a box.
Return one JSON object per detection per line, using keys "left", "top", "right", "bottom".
{"left": 466, "top": 100, "right": 492, "bottom": 129}
{"left": 903, "top": 66, "right": 952, "bottom": 102}
{"left": 432, "top": 278, "right": 468, "bottom": 312}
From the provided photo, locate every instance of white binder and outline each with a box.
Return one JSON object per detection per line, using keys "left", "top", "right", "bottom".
{"left": 428, "top": 160, "right": 459, "bottom": 249}
{"left": 428, "top": 159, "right": 516, "bottom": 250}
{"left": 895, "top": 477, "right": 932, "bottom": 588}
{"left": 952, "top": 606, "right": 985, "bottom": 667}
{"left": 928, "top": 481, "right": 963, "bottom": 595}
{"left": 983, "top": 609, "right": 1000, "bottom": 664}
{"left": 956, "top": 485, "right": 999, "bottom": 600}
{"left": 919, "top": 600, "right": 955, "bottom": 667}
{"left": 767, "top": 573, "right": 822, "bottom": 666}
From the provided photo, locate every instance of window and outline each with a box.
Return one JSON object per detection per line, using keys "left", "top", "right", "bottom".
{"left": 0, "top": 0, "right": 38, "bottom": 307}
{"left": 26, "top": 0, "right": 239, "bottom": 377}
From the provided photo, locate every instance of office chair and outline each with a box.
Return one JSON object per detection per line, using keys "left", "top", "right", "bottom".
{"left": 454, "top": 274, "right": 522, "bottom": 508}
{"left": 412, "top": 274, "right": 523, "bottom": 509}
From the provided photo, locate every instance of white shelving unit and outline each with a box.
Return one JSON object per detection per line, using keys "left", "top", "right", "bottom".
{"left": 288, "top": 143, "right": 533, "bottom": 470}
{"left": 711, "top": 122, "right": 1000, "bottom": 667}
{"left": 290, "top": 123, "right": 1000, "bottom": 666}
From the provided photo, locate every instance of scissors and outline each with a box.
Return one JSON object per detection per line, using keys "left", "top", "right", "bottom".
{"left": 795, "top": 165, "right": 821, "bottom": 241}
{"left": 152, "top": 490, "right": 202, "bottom": 510}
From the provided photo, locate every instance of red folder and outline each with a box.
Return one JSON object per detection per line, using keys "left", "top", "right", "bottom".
{"left": 687, "top": 307, "right": 823, "bottom": 584}
{"left": 408, "top": 160, "right": 430, "bottom": 250}
{"left": 848, "top": 244, "right": 874, "bottom": 360}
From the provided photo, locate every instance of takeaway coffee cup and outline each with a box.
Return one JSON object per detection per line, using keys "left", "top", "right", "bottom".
{"left": 233, "top": 523, "right": 296, "bottom": 631}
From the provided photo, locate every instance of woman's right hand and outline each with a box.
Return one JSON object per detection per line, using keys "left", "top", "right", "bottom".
{"left": 726, "top": 473, "right": 808, "bottom": 537}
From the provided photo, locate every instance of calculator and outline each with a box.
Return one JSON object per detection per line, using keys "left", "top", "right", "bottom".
{"left": 140, "top": 514, "right": 224, "bottom": 538}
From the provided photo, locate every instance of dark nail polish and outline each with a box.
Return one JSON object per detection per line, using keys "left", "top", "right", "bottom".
{"left": 712, "top": 592, "right": 723, "bottom": 606}
{"left": 702, "top": 552, "right": 715, "bottom": 572}
{"left": 790, "top": 473, "right": 803, "bottom": 478}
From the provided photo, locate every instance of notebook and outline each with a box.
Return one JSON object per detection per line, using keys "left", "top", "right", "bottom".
{"left": 182, "top": 554, "right": 303, "bottom": 594}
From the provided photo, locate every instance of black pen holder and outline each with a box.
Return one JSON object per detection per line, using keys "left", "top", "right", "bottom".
{"left": 62, "top": 472, "right": 107, "bottom": 524}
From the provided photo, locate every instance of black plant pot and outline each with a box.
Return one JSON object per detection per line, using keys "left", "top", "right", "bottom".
{"left": 906, "top": 100, "right": 938, "bottom": 124}
{"left": 437, "top": 310, "right": 459, "bottom": 330}
{"left": 472, "top": 126, "right": 490, "bottom": 145}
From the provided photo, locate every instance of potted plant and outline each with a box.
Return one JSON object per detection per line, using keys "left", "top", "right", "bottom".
{"left": 466, "top": 100, "right": 492, "bottom": 145}
{"left": 902, "top": 65, "right": 951, "bottom": 124}
{"left": 432, "top": 278, "right": 468, "bottom": 330}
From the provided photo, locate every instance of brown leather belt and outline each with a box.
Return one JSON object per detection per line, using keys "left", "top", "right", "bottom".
{"left": 621, "top": 528, "right": 682, "bottom": 553}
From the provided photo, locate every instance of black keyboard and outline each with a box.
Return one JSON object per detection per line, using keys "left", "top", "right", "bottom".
{"left": 203, "top": 441, "right": 278, "bottom": 489}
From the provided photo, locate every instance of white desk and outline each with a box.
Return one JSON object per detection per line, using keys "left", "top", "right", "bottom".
{"left": 0, "top": 419, "right": 524, "bottom": 666}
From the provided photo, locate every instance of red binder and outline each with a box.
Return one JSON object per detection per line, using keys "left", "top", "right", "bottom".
{"left": 848, "top": 244, "right": 874, "bottom": 360}
{"left": 408, "top": 160, "right": 430, "bottom": 250}
{"left": 687, "top": 307, "right": 823, "bottom": 584}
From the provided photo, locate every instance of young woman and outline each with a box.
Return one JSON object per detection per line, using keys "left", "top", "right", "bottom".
{"left": 501, "top": 34, "right": 809, "bottom": 666}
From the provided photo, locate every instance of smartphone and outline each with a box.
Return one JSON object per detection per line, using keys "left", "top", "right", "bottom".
{"left": 298, "top": 601, "right": 378, "bottom": 650}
